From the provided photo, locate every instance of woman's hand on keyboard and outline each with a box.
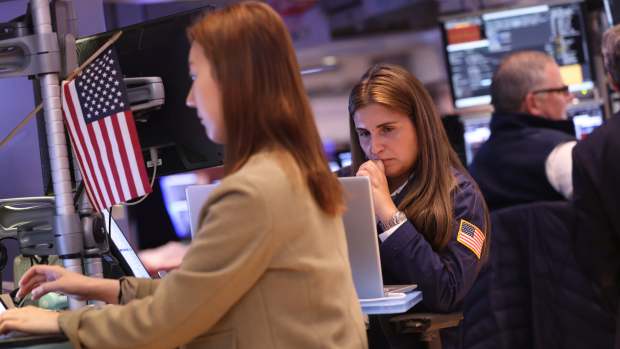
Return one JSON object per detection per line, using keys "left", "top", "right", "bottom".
{"left": 0, "top": 306, "right": 60, "bottom": 335}
{"left": 17, "top": 265, "right": 120, "bottom": 304}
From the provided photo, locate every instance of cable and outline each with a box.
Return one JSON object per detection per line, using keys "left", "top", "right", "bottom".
{"left": 73, "top": 181, "right": 85, "bottom": 210}
{"left": 108, "top": 205, "right": 113, "bottom": 239}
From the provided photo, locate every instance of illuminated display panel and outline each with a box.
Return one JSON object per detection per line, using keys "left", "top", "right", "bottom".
{"left": 441, "top": 1, "right": 593, "bottom": 109}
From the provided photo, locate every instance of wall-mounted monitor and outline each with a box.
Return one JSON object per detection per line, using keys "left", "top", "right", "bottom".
{"left": 440, "top": 0, "right": 594, "bottom": 109}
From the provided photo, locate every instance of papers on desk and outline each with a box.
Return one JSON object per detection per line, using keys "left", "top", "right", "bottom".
{"left": 360, "top": 290, "right": 423, "bottom": 315}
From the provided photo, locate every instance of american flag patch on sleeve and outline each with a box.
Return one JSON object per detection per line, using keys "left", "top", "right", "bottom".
{"left": 457, "top": 219, "right": 485, "bottom": 259}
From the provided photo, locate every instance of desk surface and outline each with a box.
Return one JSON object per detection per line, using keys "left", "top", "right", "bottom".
{"left": 0, "top": 334, "right": 70, "bottom": 349}
{"left": 0, "top": 292, "right": 422, "bottom": 347}
{"left": 4, "top": 343, "right": 71, "bottom": 349}
{"left": 360, "top": 291, "right": 422, "bottom": 315}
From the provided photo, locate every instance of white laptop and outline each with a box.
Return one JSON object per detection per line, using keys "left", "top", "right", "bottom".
{"left": 339, "top": 176, "right": 416, "bottom": 299}
{"left": 184, "top": 179, "right": 415, "bottom": 299}
{"left": 186, "top": 184, "right": 219, "bottom": 238}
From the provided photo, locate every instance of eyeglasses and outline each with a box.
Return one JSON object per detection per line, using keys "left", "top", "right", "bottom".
{"left": 531, "top": 85, "right": 571, "bottom": 95}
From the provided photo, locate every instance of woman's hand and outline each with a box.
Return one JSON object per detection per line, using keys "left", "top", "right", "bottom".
{"left": 139, "top": 241, "right": 189, "bottom": 274}
{"left": 17, "top": 265, "right": 120, "bottom": 304}
{"left": 356, "top": 160, "right": 399, "bottom": 224}
{"left": 0, "top": 307, "right": 60, "bottom": 335}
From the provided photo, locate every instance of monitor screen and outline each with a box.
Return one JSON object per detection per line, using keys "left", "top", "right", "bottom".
{"left": 568, "top": 103, "right": 604, "bottom": 140}
{"left": 463, "top": 116, "right": 492, "bottom": 164}
{"left": 75, "top": 6, "right": 223, "bottom": 177}
{"left": 338, "top": 151, "right": 352, "bottom": 169}
{"left": 159, "top": 172, "right": 199, "bottom": 239}
{"left": 441, "top": 1, "right": 593, "bottom": 109}
{"left": 604, "top": 0, "right": 620, "bottom": 26}
{"left": 159, "top": 167, "right": 224, "bottom": 239}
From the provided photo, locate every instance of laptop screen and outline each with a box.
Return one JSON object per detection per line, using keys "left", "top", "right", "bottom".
{"left": 185, "top": 184, "right": 219, "bottom": 238}
{"left": 339, "top": 177, "right": 385, "bottom": 299}
{"left": 102, "top": 210, "right": 151, "bottom": 279}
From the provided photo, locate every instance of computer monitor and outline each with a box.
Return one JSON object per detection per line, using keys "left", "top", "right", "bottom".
{"left": 441, "top": 0, "right": 594, "bottom": 109}
{"left": 568, "top": 103, "right": 604, "bottom": 140}
{"left": 159, "top": 172, "right": 199, "bottom": 239}
{"left": 75, "top": 5, "right": 223, "bottom": 177}
{"left": 603, "top": 0, "right": 620, "bottom": 26}
{"left": 463, "top": 103, "right": 603, "bottom": 163}
{"left": 463, "top": 116, "right": 492, "bottom": 164}
{"left": 338, "top": 151, "right": 352, "bottom": 169}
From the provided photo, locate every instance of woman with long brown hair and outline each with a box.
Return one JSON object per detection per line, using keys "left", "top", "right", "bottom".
{"left": 349, "top": 64, "right": 489, "bottom": 349}
{"left": 0, "top": 3, "right": 367, "bottom": 348}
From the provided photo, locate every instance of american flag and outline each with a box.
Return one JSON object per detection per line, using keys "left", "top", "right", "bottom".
{"left": 457, "top": 219, "right": 485, "bottom": 259}
{"left": 61, "top": 48, "right": 151, "bottom": 212}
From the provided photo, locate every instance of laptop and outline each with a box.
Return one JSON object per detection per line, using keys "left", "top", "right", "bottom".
{"left": 184, "top": 179, "right": 415, "bottom": 299}
{"left": 339, "top": 176, "right": 416, "bottom": 299}
{"left": 101, "top": 209, "right": 151, "bottom": 279}
{"left": 186, "top": 184, "right": 219, "bottom": 238}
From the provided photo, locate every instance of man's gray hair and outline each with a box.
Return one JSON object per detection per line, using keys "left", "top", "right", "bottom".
{"left": 602, "top": 24, "right": 620, "bottom": 85}
{"left": 491, "top": 51, "right": 555, "bottom": 113}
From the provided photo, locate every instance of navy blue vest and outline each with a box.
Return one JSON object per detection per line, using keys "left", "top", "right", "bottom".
{"left": 469, "top": 112, "right": 575, "bottom": 211}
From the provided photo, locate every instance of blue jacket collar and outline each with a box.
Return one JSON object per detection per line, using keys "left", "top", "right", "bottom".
{"left": 490, "top": 112, "right": 575, "bottom": 136}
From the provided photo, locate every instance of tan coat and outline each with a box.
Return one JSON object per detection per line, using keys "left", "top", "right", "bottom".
{"left": 58, "top": 151, "right": 367, "bottom": 349}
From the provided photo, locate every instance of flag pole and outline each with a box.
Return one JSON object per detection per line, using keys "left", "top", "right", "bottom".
{"left": 0, "top": 31, "right": 123, "bottom": 151}
{"left": 0, "top": 104, "right": 43, "bottom": 149}
{"left": 66, "top": 31, "right": 123, "bottom": 82}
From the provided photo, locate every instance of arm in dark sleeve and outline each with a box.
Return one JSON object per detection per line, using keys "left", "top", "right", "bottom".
{"left": 379, "top": 178, "right": 486, "bottom": 313}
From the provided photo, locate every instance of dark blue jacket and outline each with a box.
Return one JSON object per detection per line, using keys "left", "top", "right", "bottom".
{"left": 572, "top": 113, "right": 620, "bottom": 314}
{"left": 378, "top": 169, "right": 487, "bottom": 349}
{"left": 462, "top": 114, "right": 620, "bottom": 349}
{"left": 463, "top": 202, "right": 615, "bottom": 349}
{"left": 469, "top": 112, "right": 575, "bottom": 211}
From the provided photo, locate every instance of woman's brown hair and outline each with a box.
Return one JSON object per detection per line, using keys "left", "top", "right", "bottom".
{"left": 349, "top": 64, "right": 490, "bottom": 256}
{"left": 188, "top": 1, "right": 343, "bottom": 215}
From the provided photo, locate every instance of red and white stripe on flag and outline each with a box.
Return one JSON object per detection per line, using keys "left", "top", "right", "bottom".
{"left": 60, "top": 54, "right": 151, "bottom": 212}
{"left": 456, "top": 219, "right": 485, "bottom": 259}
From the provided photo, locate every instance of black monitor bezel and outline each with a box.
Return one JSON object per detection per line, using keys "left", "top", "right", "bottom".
{"left": 74, "top": 5, "right": 224, "bottom": 177}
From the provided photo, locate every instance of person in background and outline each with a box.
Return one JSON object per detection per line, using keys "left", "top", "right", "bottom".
{"left": 349, "top": 63, "right": 490, "bottom": 349}
{"left": 573, "top": 23, "right": 620, "bottom": 342}
{"left": 469, "top": 51, "right": 576, "bottom": 211}
{"left": 463, "top": 32, "right": 620, "bottom": 349}
{"left": 0, "top": 3, "right": 367, "bottom": 348}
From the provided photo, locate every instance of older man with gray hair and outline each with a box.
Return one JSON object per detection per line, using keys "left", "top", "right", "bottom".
{"left": 469, "top": 51, "right": 576, "bottom": 210}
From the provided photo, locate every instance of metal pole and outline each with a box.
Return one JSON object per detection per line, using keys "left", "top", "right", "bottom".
{"left": 31, "top": 0, "right": 85, "bottom": 309}
{"left": 80, "top": 194, "right": 106, "bottom": 307}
